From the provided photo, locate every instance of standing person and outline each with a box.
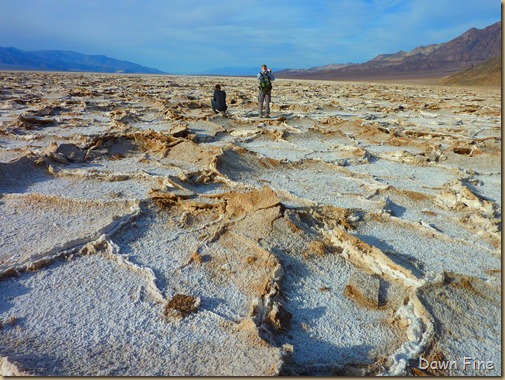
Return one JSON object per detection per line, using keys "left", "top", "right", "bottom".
{"left": 211, "top": 84, "right": 227, "bottom": 115}
{"left": 257, "top": 64, "right": 275, "bottom": 118}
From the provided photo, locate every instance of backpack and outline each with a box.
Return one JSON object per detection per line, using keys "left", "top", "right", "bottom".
{"left": 258, "top": 72, "right": 272, "bottom": 95}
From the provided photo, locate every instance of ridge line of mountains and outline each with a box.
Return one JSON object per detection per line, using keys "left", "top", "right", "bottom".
{"left": 0, "top": 21, "right": 500, "bottom": 85}
{"left": 0, "top": 48, "right": 165, "bottom": 74}
{"left": 276, "top": 21, "right": 501, "bottom": 83}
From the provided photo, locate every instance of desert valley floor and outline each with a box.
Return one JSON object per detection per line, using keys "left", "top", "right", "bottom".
{"left": 0, "top": 72, "right": 501, "bottom": 376}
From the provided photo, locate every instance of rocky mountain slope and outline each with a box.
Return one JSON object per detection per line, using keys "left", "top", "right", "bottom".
{"left": 0, "top": 47, "right": 165, "bottom": 74}
{"left": 438, "top": 56, "right": 501, "bottom": 86}
{"left": 277, "top": 21, "right": 501, "bottom": 81}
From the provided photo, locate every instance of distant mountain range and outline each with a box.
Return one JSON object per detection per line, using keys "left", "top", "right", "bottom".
{"left": 273, "top": 63, "right": 353, "bottom": 76}
{"left": 1, "top": 20, "right": 500, "bottom": 83}
{"left": 0, "top": 47, "right": 165, "bottom": 74}
{"left": 201, "top": 66, "right": 284, "bottom": 76}
{"left": 277, "top": 21, "right": 501, "bottom": 83}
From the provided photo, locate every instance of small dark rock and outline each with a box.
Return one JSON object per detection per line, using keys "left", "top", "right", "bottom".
{"left": 164, "top": 294, "right": 200, "bottom": 319}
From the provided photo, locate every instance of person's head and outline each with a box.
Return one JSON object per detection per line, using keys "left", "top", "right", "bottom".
{"left": 261, "top": 64, "right": 267, "bottom": 71}
{"left": 215, "top": 84, "right": 221, "bottom": 90}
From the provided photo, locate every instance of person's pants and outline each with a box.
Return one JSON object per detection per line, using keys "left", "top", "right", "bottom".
{"left": 258, "top": 91, "right": 271, "bottom": 115}
{"left": 211, "top": 99, "right": 227, "bottom": 113}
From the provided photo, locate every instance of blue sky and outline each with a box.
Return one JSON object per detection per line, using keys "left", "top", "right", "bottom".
{"left": 0, "top": 0, "right": 500, "bottom": 74}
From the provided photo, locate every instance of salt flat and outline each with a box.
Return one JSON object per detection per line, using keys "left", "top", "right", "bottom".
{"left": 0, "top": 72, "right": 501, "bottom": 376}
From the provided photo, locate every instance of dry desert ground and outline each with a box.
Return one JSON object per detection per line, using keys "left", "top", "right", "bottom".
{"left": 0, "top": 71, "right": 501, "bottom": 376}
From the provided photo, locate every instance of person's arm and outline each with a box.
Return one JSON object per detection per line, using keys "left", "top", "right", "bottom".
{"left": 268, "top": 71, "right": 275, "bottom": 81}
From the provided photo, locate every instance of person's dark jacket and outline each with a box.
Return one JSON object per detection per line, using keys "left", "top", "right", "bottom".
{"left": 212, "top": 89, "right": 227, "bottom": 111}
